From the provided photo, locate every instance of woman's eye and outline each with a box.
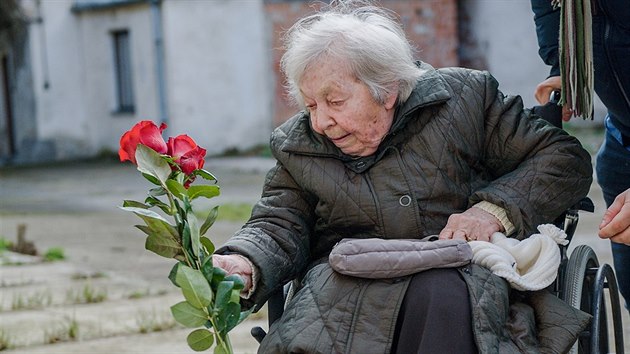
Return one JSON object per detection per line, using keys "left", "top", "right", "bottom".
{"left": 330, "top": 100, "right": 344, "bottom": 106}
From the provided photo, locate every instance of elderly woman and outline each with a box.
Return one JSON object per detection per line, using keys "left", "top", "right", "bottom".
{"left": 214, "top": 1, "right": 593, "bottom": 353}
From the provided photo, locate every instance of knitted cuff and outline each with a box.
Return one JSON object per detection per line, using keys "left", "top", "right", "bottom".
{"left": 473, "top": 201, "right": 516, "bottom": 236}
{"left": 234, "top": 254, "right": 259, "bottom": 300}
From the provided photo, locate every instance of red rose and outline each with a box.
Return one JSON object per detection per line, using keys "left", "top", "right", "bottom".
{"left": 167, "top": 135, "right": 207, "bottom": 175}
{"left": 119, "top": 121, "right": 168, "bottom": 164}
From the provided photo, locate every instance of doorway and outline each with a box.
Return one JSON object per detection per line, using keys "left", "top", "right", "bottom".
{"left": 0, "top": 54, "right": 15, "bottom": 159}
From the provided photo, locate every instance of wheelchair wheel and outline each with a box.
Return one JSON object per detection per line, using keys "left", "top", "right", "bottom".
{"left": 563, "top": 245, "right": 610, "bottom": 354}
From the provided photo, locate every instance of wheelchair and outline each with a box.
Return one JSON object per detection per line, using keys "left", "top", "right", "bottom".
{"left": 251, "top": 97, "right": 626, "bottom": 354}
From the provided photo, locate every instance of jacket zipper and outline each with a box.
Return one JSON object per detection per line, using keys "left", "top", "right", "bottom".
{"left": 364, "top": 174, "right": 385, "bottom": 232}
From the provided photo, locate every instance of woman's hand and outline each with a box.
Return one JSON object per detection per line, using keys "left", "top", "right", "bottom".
{"left": 534, "top": 76, "right": 573, "bottom": 121}
{"left": 438, "top": 208, "right": 504, "bottom": 242}
{"left": 213, "top": 254, "right": 254, "bottom": 292}
{"left": 599, "top": 188, "right": 630, "bottom": 245}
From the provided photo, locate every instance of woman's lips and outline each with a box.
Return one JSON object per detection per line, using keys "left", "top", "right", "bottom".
{"left": 329, "top": 133, "right": 350, "bottom": 143}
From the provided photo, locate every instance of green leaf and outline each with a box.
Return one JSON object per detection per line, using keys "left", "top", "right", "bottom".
{"left": 144, "top": 196, "right": 172, "bottom": 215}
{"left": 187, "top": 328, "right": 214, "bottom": 351}
{"left": 134, "top": 224, "right": 151, "bottom": 236}
{"left": 122, "top": 200, "right": 149, "bottom": 209}
{"left": 238, "top": 307, "right": 254, "bottom": 325}
{"left": 135, "top": 144, "right": 172, "bottom": 185}
{"left": 200, "top": 256, "right": 214, "bottom": 284}
{"left": 166, "top": 179, "right": 188, "bottom": 201}
{"left": 199, "top": 206, "right": 219, "bottom": 236}
{"left": 170, "top": 301, "right": 208, "bottom": 328}
{"left": 214, "top": 280, "right": 234, "bottom": 311}
{"left": 222, "top": 302, "right": 241, "bottom": 333}
{"left": 168, "top": 262, "right": 181, "bottom": 288}
{"left": 187, "top": 185, "right": 220, "bottom": 201}
{"left": 230, "top": 289, "right": 240, "bottom": 304}
{"left": 176, "top": 265, "right": 213, "bottom": 308}
{"left": 194, "top": 169, "right": 217, "bottom": 181}
{"left": 213, "top": 342, "right": 230, "bottom": 354}
{"left": 200, "top": 237, "right": 215, "bottom": 255}
{"left": 120, "top": 207, "right": 180, "bottom": 243}
{"left": 211, "top": 267, "right": 227, "bottom": 288}
{"left": 214, "top": 301, "right": 240, "bottom": 334}
{"left": 119, "top": 206, "right": 170, "bottom": 223}
{"left": 148, "top": 187, "right": 167, "bottom": 197}
{"left": 224, "top": 275, "right": 244, "bottom": 291}
{"left": 141, "top": 172, "right": 161, "bottom": 186}
{"left": 188, "top": 216, "right": 201, "bottom": 258}
{"left": 145, "top": 233, "right": 181, "bottom": 258}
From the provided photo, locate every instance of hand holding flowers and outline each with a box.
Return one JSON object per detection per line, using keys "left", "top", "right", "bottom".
{"left": 119, "top": 120, "right": 250, "bottom": 353}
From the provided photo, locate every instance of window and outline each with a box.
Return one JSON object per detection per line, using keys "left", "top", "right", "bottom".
{"left": 112, "top": 30, "right": 134, "bottom": 113}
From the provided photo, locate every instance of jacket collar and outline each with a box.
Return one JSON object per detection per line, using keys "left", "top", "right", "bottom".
{"left": 279, "top": 62, "right": 451, "bottom": 168}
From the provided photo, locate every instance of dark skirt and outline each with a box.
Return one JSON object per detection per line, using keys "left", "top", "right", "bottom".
{"left": 391, "top": 268, "right": 478, "bottom": 354}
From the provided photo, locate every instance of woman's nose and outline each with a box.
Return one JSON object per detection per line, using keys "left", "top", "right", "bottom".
{"left": 311, "top": 107, "right": 335, "bottom": 134}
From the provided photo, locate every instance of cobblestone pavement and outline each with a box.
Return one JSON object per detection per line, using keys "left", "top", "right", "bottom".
{"left": 0, "top": 156, "right": 627, "bottom": 353}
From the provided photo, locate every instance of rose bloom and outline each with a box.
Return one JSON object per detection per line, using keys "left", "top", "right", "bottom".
{"left": 167, "top": 135, "right": 207, "bottom": 175}
{"left": 119, "top": 121, "right": 168, "bottom": 164}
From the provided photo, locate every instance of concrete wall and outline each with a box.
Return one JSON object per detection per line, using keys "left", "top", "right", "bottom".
{"left": 161, "top": 0, "right": 272, "bottom": 154}
{"left": 8, "top": 0, "right": 272, "bottom": 165}
{"left": 73, "top": 2, "right": 159, "bottom": 155}
{"left": 24, "top": 0, "right": 95, "bottom": 160}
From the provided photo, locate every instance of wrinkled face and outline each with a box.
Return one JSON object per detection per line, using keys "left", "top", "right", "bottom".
{"left": 300, "top": 57, "right": 397, "bottom": 157}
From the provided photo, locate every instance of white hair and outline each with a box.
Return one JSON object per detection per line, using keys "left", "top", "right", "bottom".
{"left": 280, "top": 0, "right": 425, "bottom": 108}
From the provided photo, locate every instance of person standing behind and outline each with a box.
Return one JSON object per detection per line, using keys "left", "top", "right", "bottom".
{"left": 531, "top": 0, "right": 630, "bottom": 313}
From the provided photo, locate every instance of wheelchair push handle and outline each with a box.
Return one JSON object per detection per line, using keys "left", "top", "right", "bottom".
{"left": 532, "top": 90, "right": 563, "bottom": 129}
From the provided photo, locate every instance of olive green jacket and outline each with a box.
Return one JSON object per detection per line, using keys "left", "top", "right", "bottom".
{"left": 218, "top": 63, "right": 593, "bottom": 353}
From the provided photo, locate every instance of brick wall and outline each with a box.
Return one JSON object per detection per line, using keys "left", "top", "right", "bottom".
{"left": 264, "top": 0, "right": 459, "bottom": 126}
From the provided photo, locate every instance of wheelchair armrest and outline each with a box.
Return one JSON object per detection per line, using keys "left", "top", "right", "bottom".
{"left": 574, "top": 197, "right": 595, "bottom": 213}
{"left": 531, "top": 90, "right": 563, "bottom": 129}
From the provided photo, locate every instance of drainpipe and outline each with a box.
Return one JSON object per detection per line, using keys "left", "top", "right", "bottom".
{"left": 150, "top": 0, "right": 168, "bottom": 126}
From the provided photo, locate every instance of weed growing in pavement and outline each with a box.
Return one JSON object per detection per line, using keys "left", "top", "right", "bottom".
{"left": 0, "top": 327, "right": 13, "bottom": 350}
{"left": 127, "top": 288, "right": 169, "bottom": 300}
{"left": 135, "top": 309, "right": 177, "bottom": 334}
{"left": 70, "top": 271, "right": 107, "bottom": 280}
{"left": 43, "top": 247, "right": 65, "bottom": 262}
{"left": 9, "top": 289, "right": 52, "bottom": 311}
{"left": 0, "top": 237, "right": 12, "bottom": 252}
{"left": 44, "top": 316, "right": 79, "bottom": 344}
{"left": 65, "top": 283, "right": 107, "bottom": 304}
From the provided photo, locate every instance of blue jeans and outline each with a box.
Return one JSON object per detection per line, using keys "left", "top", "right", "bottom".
{"left": 596, "top": 119, "right": 630, "bottom": 312}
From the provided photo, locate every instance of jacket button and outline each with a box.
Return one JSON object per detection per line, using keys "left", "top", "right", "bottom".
{"left": 356, "top": 161, "right": 366, "bottom": 169}
{"left": 399, "top": 195, "right": 411, "bottom": 206}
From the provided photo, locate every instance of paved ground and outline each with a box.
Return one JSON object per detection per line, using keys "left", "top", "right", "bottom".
{"left": 0, "top": 155, "right": 628, "bottom": 353}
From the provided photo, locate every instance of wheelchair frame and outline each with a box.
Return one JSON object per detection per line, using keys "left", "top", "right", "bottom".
{"left": 250, "top": 100, "right": 626, "bottom": 354}
{"left": 552, "top": 199, "right": 625, "bottom": 354}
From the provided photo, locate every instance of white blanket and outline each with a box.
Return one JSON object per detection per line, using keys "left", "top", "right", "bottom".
{"left": 469, "top": 224, "right": 568, "bottom": 291}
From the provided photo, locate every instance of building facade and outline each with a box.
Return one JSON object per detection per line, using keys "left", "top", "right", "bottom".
{"left": 0, "top": 0, "right": 273, "bottom": 164}
{"left": 2, "top": 0, "right": 580, "bottom": 165}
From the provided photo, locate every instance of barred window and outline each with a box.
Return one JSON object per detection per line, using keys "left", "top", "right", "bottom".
{"left": 112, "top": 30, "right": 134, "bottom": 113}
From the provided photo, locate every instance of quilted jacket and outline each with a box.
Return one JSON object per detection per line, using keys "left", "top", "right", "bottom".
{"left": 217, "top": 63, "right": 593, "bottom": 353}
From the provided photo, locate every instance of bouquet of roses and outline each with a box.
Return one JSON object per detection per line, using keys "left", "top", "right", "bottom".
{"left": 118, "top": 120, "right": 250, "bottom": 353}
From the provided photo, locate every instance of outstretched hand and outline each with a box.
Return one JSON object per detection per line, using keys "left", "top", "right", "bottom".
{"left": 438, "top": 207, "right": 504, "bottom": 242}
{"left": 213, "top": 254, "right": 254, "bottom": 292}
{"left": 599, "top": 188, "right": 630, "bottom": 245}
{"left": 534, "top": 76, "right": 573, "bottom": 121}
